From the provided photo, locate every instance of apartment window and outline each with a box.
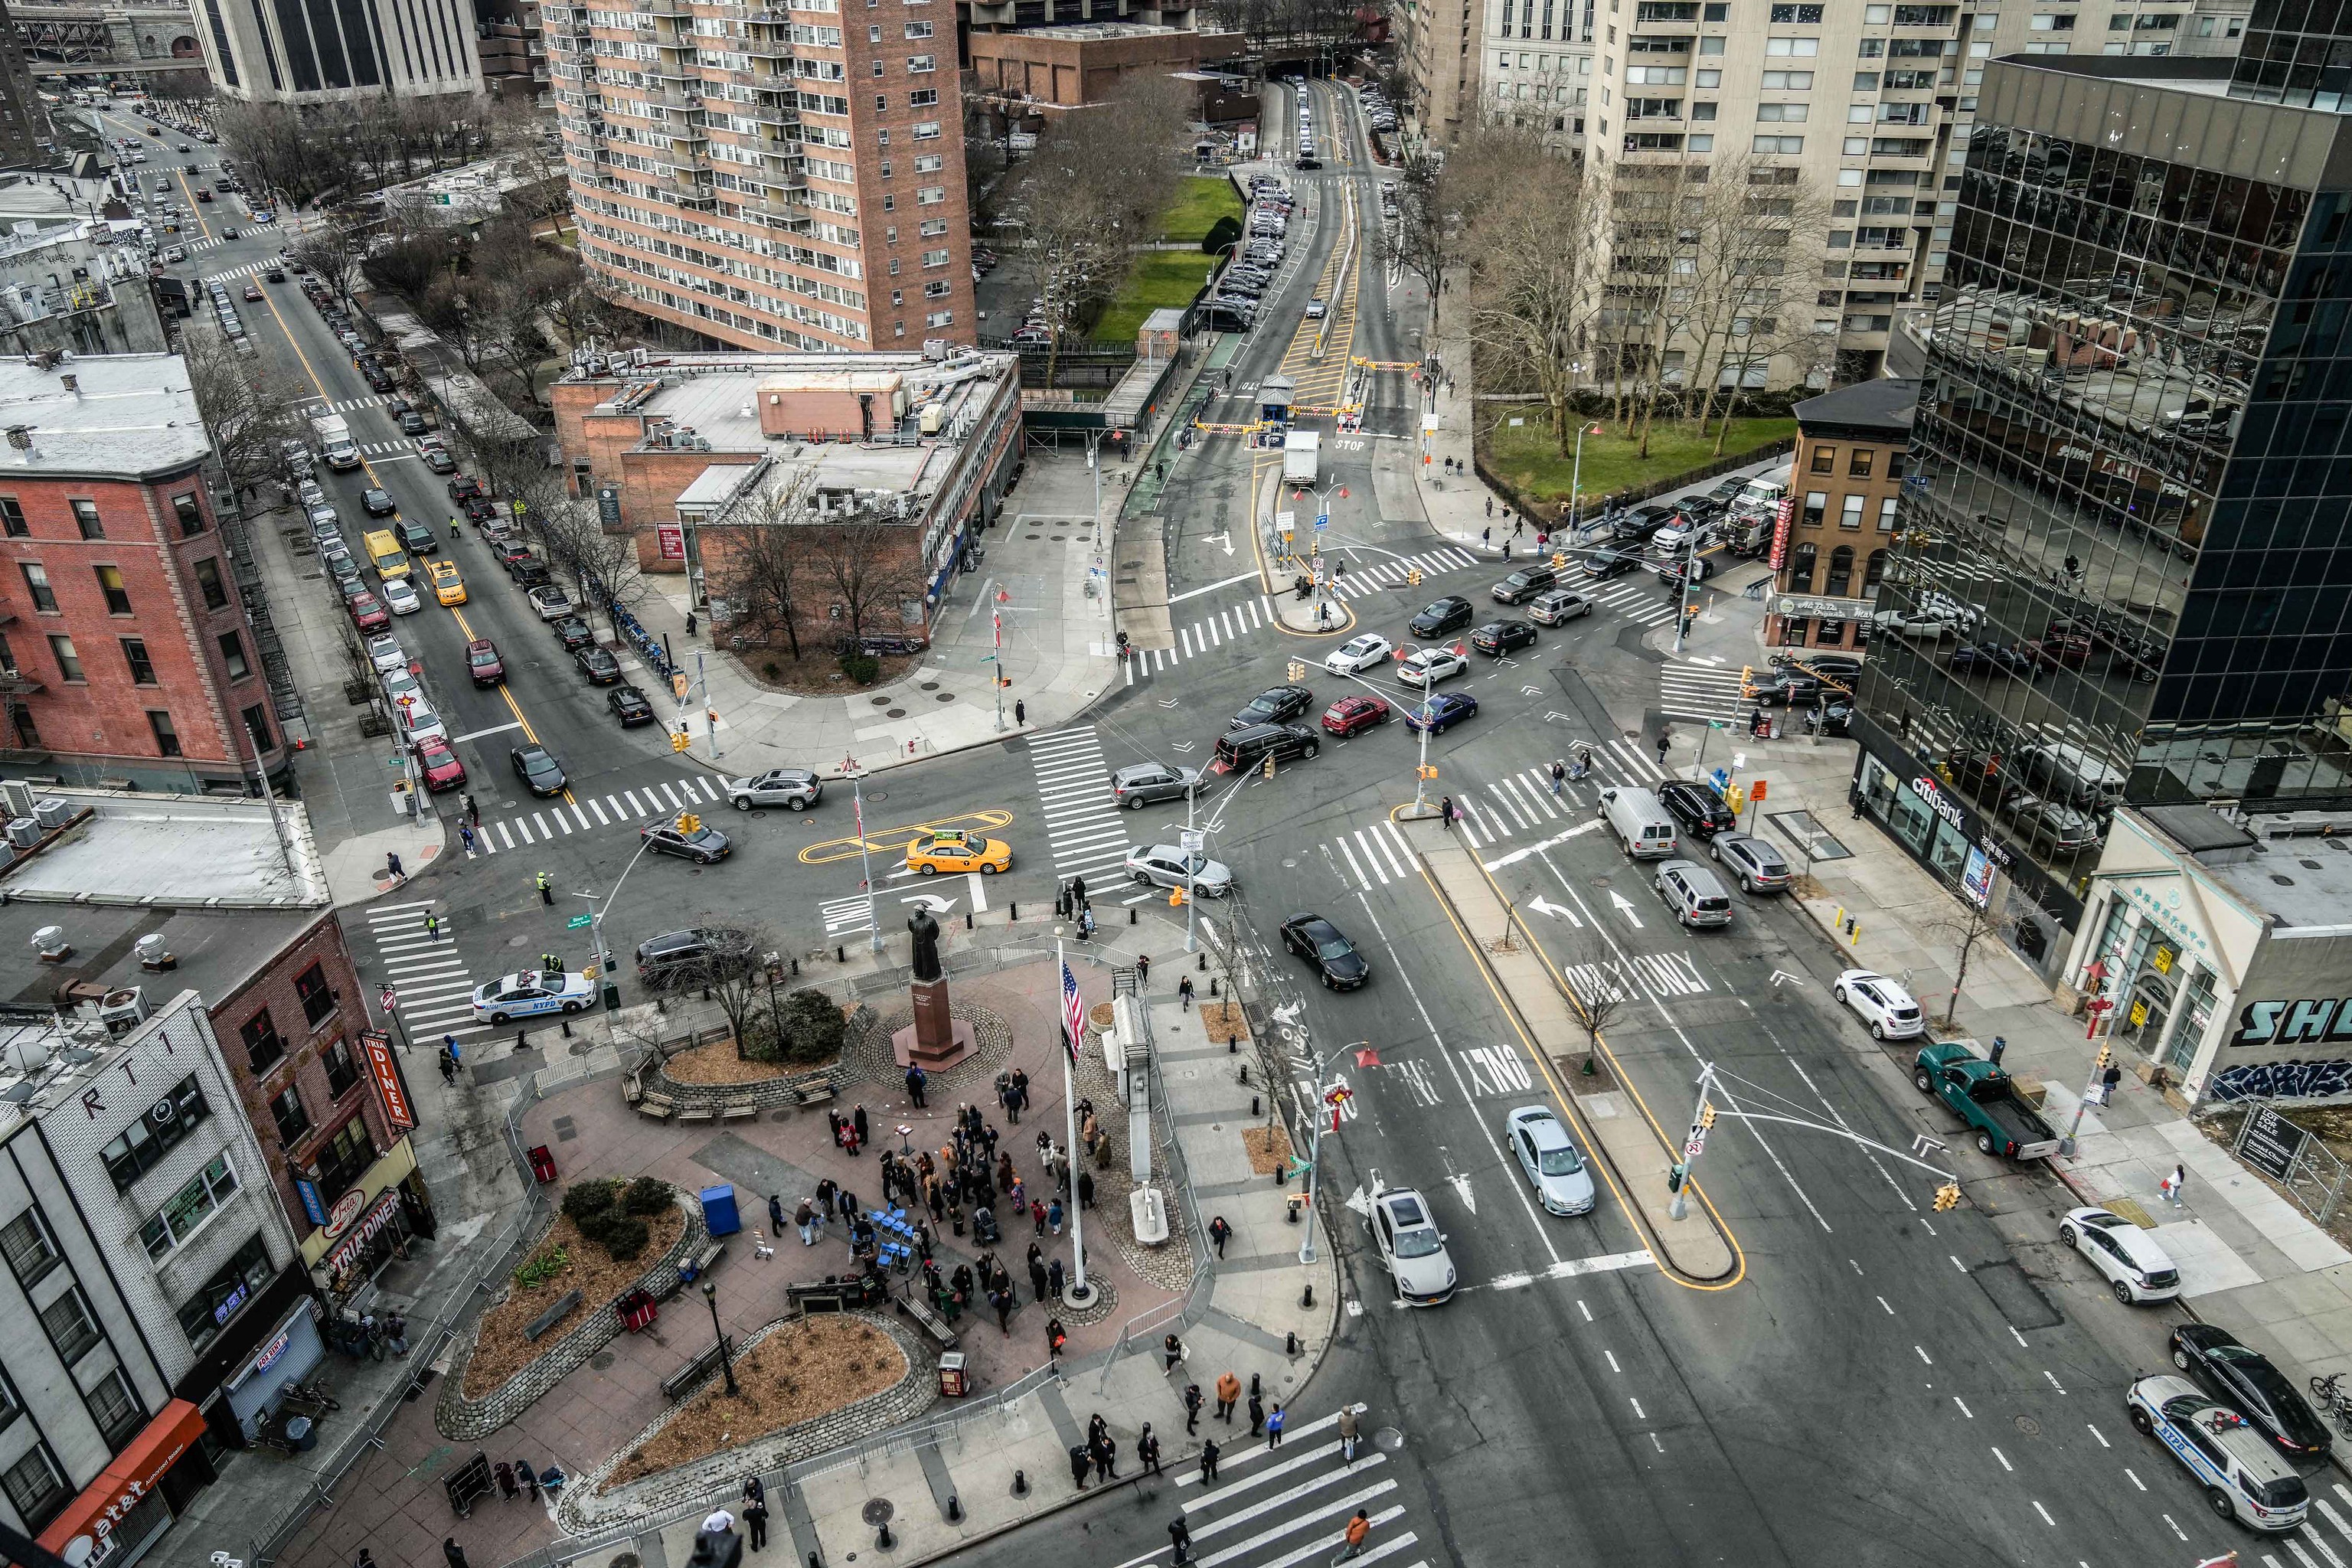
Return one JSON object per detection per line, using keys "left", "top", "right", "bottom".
{"left": 296, "top": 961, "right": 336, "bottom": 1028}
{"left": 903, "top": 18, "right": 932, "bottom": 31}
{"left": 172, "top": 493, "right": 205, "bottom": 536}
{"left": 906, "top": 52, "right": 934, "bottom": 69}
{"left": 1853, "top": 69, "right": 1880, "bottom": 87}
{"left": 0, "top": 1209, "right": 58, "bottom": 1289}
{"left": 1689, "top": 133, "right": 1715, "bottom": 149}
{"left": 2, "top": 1445, "right": 66, "bottom": 1532}
{"left": 240, "top": 1008, "right": 284, "bottom": 1072}
{"left": 140, "top": 1153, "right": 240, "bottom": 1260}
{"left": 148, "top": 710, "right": 181, "bottom": 758}
{"left": 1802, "top": 491, "right": 1828, "bottom": 528}
{"left": 926, "top": 309, "right": 956, "bottom": 328}
{"left": 1848, "top": 448, "right": 1875, "bottom": 478}
{"left": 100, "top": 1074, "right": 211, "bottom": 1191}
{"left": 86, "top": 1368, "right": 142, "bottom": 1448}
{"left": 218, "top": 629, "right": 249, "bottom": 681}
{"left": 1840, "top": 494, "right": 1865, "bottom": 529}
{"left": 922, "top": 247, "right": 949, "bottom": 266}
{"left": 1764, "top": 33, "right": 1818, "bottom": 49}
{"left": 1756, "top": 102, "right": 1807, "bottom": 120}
{"left": 1810, "top": 445, "right": 1837, "bottom": 473}
{"left": 919, "top": 218, "right": 947, "bottom": 237}
{"left": 912, "top": 119, "right": 940, "bottom": 139}
{"left": 69, "top": 500, "right": 102, "bottom": 540}
{"left": 1878, "top": 496, "right": 1899, "bottom": 530}
{"left": 879, "top": 158, "right": 892, "bottom": 178}
{"left": 0, "top": 498, "right": 23, "bottom": 537}
{"left": 47, "top": 635, "right": 80, "bottom": 682}
{"left": 1826, "top": 544, "right": 1854, "bottom": 595}
{"left": 913, "top": 154, "right": 942, "bottom": 173}
{"left": 1769, "top": 2, "right": 1823, "bottom": 16}
{"left": 120, "top": 637, "right": 155, "bottom": 685}
{"left": 40, "top": 1287, "right": 100, "bottom": 1364}
{"left": 194, "top": 557, "right": 227, "bottom": 610}
{"left": 924, "top": 279, "right": 951, "bottom": 298}
{"left": 19, "top": 563, "right": 54, "bottom": 612}
{"left": 874, "top": 93, "right": 886, "bottom": 109}
{"left": 1788, "top": 541, "right": 1818, "bottom": 591}
{"left": 1761, "top": 68, "right": 1813, "bottom": 86}
{"left": 2106, "top": 10, "right": 2129, "bottom": 23}
{"left": 872, "top": 57, "right": 884, "bottom": 74}
{"left": 270, "top": 1083, "right": 309, "bottom": 1145}
{"left": 315, "top": 1117, "right": 374, "bottom": 1202}
{"left": 916, "top": 185, "right": 945, "bottom": 204}
{"left": 910, "top": 87, "right": 937, "bottom": 106}
{"left": 175, "top": 1233, "right": 272, "bottom": 1354}
{"left": 95, "top": 565, "right": 131, "bottom": 616}
{"left": 243, "top": 700, "right": 273, "bottom": 759}
{"left": 1753, "top": 134, "right": 1805, "bottom": 152}
{"left": 322, "top": 1037, "right": 361, "bottom": 1100}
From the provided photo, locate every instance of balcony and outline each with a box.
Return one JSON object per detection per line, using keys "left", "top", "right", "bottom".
{"left": 743, "top": 34, "right": 792, "bottom": 56}
{"left": 668, "top": 120, "right": 711, "bottom": 144}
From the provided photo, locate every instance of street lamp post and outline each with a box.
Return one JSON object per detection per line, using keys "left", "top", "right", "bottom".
{"left": 1052, "top": 924, "right": 1096, "bottom": 1309}
{"left": 700, "top": 1279, "right": 740, "bottom": 1396}
{"left": 576, "top": 829, "right": 662, "bottom": 1011}
{"left": 842, "top": 762, "right": 885, "bottom": 954}
{"left": 1296, "top": 1037, "right": 1361, "bottom": 1266}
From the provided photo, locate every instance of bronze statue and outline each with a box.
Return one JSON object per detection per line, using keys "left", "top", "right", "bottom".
{"left": 908, "top": 906, "right": 943, "bottom": 982}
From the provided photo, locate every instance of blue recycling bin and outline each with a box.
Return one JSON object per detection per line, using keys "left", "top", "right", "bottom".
{"left": 699, "top": 1184, "right": 741, "bottom": 1238}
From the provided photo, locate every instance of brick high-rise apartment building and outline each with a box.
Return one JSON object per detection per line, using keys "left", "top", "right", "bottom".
{"left": 547, "top": 0, "right": 977, "bottom": 352}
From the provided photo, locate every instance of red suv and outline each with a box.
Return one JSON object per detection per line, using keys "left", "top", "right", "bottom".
{"left": 349, "top": 592, "right": 389, "bottom": 632}
{"left": 466, "top": 638, "right": 505, "bottom": 687}
{"left": 415, "top": 737, "right": 467, "bottom": 791}
{"left": 1321, "top": 694, "right": 1391, "bottom": 737}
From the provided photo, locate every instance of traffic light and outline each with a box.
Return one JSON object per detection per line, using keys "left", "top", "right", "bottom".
{"left": 1551, "top": 552, "right": 1567, "bottom": 570}
{"left": 1406, "top": 567, "right": 1423, "bottom": 587}
{"left": 1417, "top": 763, "right": 1438, "bottom": 780}
{"left": 1933, "top": 1182, "right": 1961, "bottom": 1212}
{"left": 671, "top": 729, "right": 692, "bottom": 752}
{"left": 2093, "top": 1044, "right": 2112, "bottom": 1073}
{"left": 1287, "top": 659, "right": 1306, "bottom": 681}
{"left": 1261, "top": 753, "right": 1277, "bottom": 780}
{"left": 1740, "top": 663, "right": 1756, "bottom": 697}
{"left": 1699, "top": 1103, "right": 1717, "bottom": 1131}
{"left": 676, "top": 812, "right": 701, "bottom": 835}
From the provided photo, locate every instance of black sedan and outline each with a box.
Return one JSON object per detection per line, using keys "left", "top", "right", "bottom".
{"left": 1659, "top": 779, "right": 1736, "bottom": 841}
{"left": 1611, "top": 504, "right": 1678, "bottom": 541}
{"left": 1750, "top": 670, "right": 1822, "bottom": 707}
{"left": 575, "top": 645, "right": 623, "bottom": 684}
{"left": 1408, "top": 596, "right": 1475, "bottom": 639}
{"left": 2169, "top": 1323, "right": 2334, "bottom": 1459}
{"left": 511, "top": 744, "right": 567, "bottom": 795}
{"left": 608, "top": 684, "right": 657, "bottom": 726}
{"left": 361, "top": 487, "right": 397, "bottom": 517}
{"left": 641, "top": 820, "right": 732, "bottom": 864}
{"left": 1231, "top": 684, "right": 1314, "bottom": 729}
{"left": 1582, "top": 547, "right": 1638, "bottom": 579}
{"left": 1469, "top": 620, "right": 1537, "bottom": 657}
{"left": 1279, "top": 913, "right": 1369, "bottom": 990}
{"left": 551, "top": 616, "right": 595, "bottom": 652}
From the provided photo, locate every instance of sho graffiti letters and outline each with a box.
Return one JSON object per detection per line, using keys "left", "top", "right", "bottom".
{"left": 2228, "top": 996, "right": 2352, "bottom": 1050}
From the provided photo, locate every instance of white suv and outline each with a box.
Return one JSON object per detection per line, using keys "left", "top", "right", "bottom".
{"left": 2060, "top": 1206, "right": 2180, "bottom": 1305}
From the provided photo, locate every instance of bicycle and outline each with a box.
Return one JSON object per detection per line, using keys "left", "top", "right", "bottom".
{"left": 2309, "top": 1373, "right": 2352, "bottom": 1432}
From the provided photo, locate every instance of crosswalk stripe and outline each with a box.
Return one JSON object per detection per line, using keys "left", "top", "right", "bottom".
{"left": 1343, "top": 831, "right": 1383, "bottom": 886}
{"left": 697, "top": 776, "right": 720, "bottom": 801}
{"left": 367, "top": 900, "right": 440, "bottom": 917}
{"left": 1335, "top": 833, "right": 1373, "bottom": 887}
{"left": 1202, "top": 1501, "right": 1406, "bottom": 1568}
{"left": 621, "top": 789, "right": 645, "bottom": 815}
{"left": 1376, "top": 819, "right": 1413, "bottom": 879}
{"left": 1187, "top": 1451, "right": 1387, "bottom": 1527}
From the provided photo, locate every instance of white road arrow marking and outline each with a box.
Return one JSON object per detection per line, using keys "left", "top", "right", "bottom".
{"left": 1449, "top": 1172, "right": 1475, "bottom": 1214}
{"left": 1344, "top": 1181, "right": 1374, "bottom": 1218}
{"left": 1522, "top": 685, "right": 1544, "bottom": 697}
{"left": 1201, "top": 531, "right": 1234, "bottom": 556}
{"left": 1609, "top": 890, "right": 1643, "bottom": 928}
{"left": 1769, "top": 969, "right": 1807, "bottom": 988}
{"left": 901, "top": 893, "right": 957, "bottom": 913}
{"left": 1528, "top": 896, "right": 1578, "bottom": 921}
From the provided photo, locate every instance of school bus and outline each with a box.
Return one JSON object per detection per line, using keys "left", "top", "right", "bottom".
{"left": 365, "top": 529, "right": 410, "bottom": 580}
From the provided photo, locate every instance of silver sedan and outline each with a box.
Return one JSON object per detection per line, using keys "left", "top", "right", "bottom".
{"left": 1504, "top": 1105, "right": 1596, "bottom": 1216}
{"left": 1124, "top": 844, "right": 1233, "bottom": 897}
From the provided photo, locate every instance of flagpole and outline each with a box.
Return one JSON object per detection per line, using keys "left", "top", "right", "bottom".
{"left": 1057, "top": 931, "right": 1096, "bottom": 1308}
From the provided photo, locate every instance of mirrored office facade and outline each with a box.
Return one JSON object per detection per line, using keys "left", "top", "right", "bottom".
{"left": 1854, "top": 51, "right": 2352, "bottom": 959}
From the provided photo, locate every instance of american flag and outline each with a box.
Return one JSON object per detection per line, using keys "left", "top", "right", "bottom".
{"left": 1060, "top": 961, "right": 1084, "bottom": 1065}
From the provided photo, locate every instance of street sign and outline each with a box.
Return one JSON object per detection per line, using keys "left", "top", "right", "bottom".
{"left": 379, "top": 986, "right": 396, "bottom": 1014}
{"left": 1315, "top": 511, "right": 1329, "bottom": 531}
{"left": 671, "top": 671, "right": 689, "bottom": 701}
{"left": 1683, "top": 1129, "right": 1708, "bottom": 1161}
{"left": 1180, "top": 828, "right": 1204, "bottom": 853}
{"left": 565, "top": 913, "right": 593, "bottom": 930}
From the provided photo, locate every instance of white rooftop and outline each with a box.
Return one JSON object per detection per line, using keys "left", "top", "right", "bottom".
{"left": 0, "top": 789, "right": 326, "bottom": 908}
{"left": 0, "top": 352, "right": 211, "bottom": 478}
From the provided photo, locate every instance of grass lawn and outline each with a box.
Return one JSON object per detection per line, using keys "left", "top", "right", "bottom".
{"left": 1481, "top": 409, "right": 1796, "bottom": 508}
{"left": 1157, "top": 175, "right": 1244, "bottom": 243}
{"left": 1095, "top": 250, "right": 1220, "bottom": 346}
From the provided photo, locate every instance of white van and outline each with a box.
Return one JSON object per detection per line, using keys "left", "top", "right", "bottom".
{"left": 1599, "top": 786, "right": 1679, "bottom": 859}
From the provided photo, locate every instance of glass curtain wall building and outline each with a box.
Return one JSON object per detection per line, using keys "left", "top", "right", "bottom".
{"left": 1854, "top": 45, "right": 2352, "bottom": 965}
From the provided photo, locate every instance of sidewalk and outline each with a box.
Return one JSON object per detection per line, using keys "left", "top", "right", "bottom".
{"left": 1663, "top": 590, "right": 2352, "bottom": 1411}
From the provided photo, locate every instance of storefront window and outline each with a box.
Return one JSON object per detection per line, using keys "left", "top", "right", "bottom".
{"left": 1927, "top": 813, "right": 1971, "bottom": 885}
{"left": 2169, "top": 963, "right": 2218, "bottom": 1072}
{"left": 1888, "top": 776, "right": 1935, "bottom": 851}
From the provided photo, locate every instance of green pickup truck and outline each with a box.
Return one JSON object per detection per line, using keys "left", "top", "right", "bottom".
{"left": 1913, "top": 1042, "right": 2063, "bottom": 1160}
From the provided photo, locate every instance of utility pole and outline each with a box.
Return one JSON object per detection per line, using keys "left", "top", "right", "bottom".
{"left": 695, "top": 649, "right": 720, "bottom": 761}
{"left": 844, "top": 761, "right": 884, "bottom": 953}
{"left": 1668, "top": 1063, "right": 1718, "bottom": 1222}
{"left": 2060, "top": 1040, "right": 2115, "bottom": 1157}
{"left": 1182, "top": 785, "right": 1200, "bottom": 954}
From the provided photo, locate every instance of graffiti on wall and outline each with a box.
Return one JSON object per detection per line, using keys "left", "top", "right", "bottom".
{"left": 2209, "top": 1058, "right": 2352, "bottom": 1103}
{"left": 2228, "top": 996, "right": 2352, "bottom": 1050}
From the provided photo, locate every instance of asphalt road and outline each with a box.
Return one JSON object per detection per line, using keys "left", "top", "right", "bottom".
{"left": 171, "top": 84, "right": 2346, "bottom": 1568}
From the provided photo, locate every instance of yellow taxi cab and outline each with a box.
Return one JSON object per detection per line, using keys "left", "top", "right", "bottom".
{"left": 429, "top": 560, "right": 467, "bottom": 606}
{"left": 905, "top": 829, "right": 1011, "bottom": 876}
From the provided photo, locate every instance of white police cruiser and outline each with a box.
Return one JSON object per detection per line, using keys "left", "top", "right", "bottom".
{"left": 471, "top": 971, "right": 595, "bottom": 1025}
{"left": 2127, "top": 1374, "right": 2311, "bottom": 1532}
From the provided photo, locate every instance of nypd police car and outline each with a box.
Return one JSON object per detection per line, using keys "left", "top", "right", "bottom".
{"left": 2126, "top": 1374, "right": 2311, "bottom": 1532}
{"left": 471, "top": 971, "right": 595, "bottom": 1025}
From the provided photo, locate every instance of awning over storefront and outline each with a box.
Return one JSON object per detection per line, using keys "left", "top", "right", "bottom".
{"left": 36, "top": 1399, "right": 207, "bottom": 1561}
{"left": 321, "top": 1188, "right": 404, "bottom": 1275}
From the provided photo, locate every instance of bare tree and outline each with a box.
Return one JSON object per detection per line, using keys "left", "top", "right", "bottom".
{"left": 714, "top": 484, "right": 815, "bottom": 661}
{"left": 1461, "top": 129, "right": 1605, "bottom": 459}
{"left": 813, "top": 513, "right": 924, "bottom": 641}
{"left": 662, "top": 923, "right": 776, "bottom": 1059}
{"left": 1382, "top": 148, "right": 1475, "bottom": 330}
{"left": 289, "top": 223, "right": 368, "bottom": 312}
{"left": 1563, "top": 974, "right": 1627, "bottom": 1076}
{"left": 178, "top": 322, "right": 306, "bottom": 502}
{"left": 537, "top": 501, "right": 645, "bottom": 637}
{"left": 1929, "top": 899, "right": 2014, "bottom": 1029}
{"left": 1680, "top": 155, "right": 1831, "bottom": 436}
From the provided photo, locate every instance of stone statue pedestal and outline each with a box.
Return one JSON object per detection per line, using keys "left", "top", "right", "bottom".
{"left": 893, "top": 978, "right": 975, "bottom": 1070}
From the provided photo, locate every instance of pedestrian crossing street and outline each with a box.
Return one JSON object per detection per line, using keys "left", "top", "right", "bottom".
{"left": 466, "top": 770, "right": 725, "bottom": 856}
{"left": 1027, "top": 725, "right": 1135, "bottom": 884}
{"left": 361, "top": 899, "right": 488, "bottom": 1044}
{"left": 1138, "top": 1405, "right": 1428, "bottom": 1568}
{"left": 1658, "top": 659, "right": 1753, "bottom": 727}
{"left": 1321, "top": 545, "right": 1481, "bottom": 600}
{"left": 313, "top": 394, "right": 402, "bottom": 416}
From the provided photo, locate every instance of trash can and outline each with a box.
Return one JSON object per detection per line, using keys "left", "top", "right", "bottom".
{"left": 938, "top": 1352, "right": 969, "bottom": 1397}
{"left": 284, "top": 1415, "right": 317, "bottom": 1452}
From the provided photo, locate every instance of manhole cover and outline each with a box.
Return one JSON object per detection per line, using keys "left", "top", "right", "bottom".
{"left": 871, "top": 695, "right": 893, "bottom": 707}
{"left": 1374, "top": 1426, "right": 1405, "bottom": 1452}
{"left": 590, "top": 1352, "right": 616, "bottom": 1370}
{"left": 920, "top": 681, "right": 940, "bottom": 691}
{"left": 936, "top": 692, "right": 955, "bottom": 702}
{"left": 887, "top": 708, "right": 906, "bottom": 718}
{"left": 1281, "top": 858, "right": 1298, "bottom": 868}
{"left": 861, "top": 1498, "right": 895, "bottom": 1526}
{"left": 1590, "top": 877, "right": 1611, "bottom": 888}
{"left": 2014, "top": 1415, "right": 2042, "bottom": 1438}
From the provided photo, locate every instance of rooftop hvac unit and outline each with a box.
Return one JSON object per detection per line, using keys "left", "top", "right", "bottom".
{"left": 5, "top": 818, "right": 39, "bottom": 849}
{"left": 134, "top": 933, "right": 175, "bottom": 972}
{"left": 31, "top": 798, "right": 70, "bottom": 831}
{"left": 97, "top": 986, "right": 145, "bottom": 1035}
{"left": 0, "top": 780, "right": 31, "bottom": 819}
{"left": 29, "top": 925, "right": 68, "bottom": 962}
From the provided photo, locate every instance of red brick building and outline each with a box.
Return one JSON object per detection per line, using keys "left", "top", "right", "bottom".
{"left": 0, "top": 354, "right": 286, "bottom": 792}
